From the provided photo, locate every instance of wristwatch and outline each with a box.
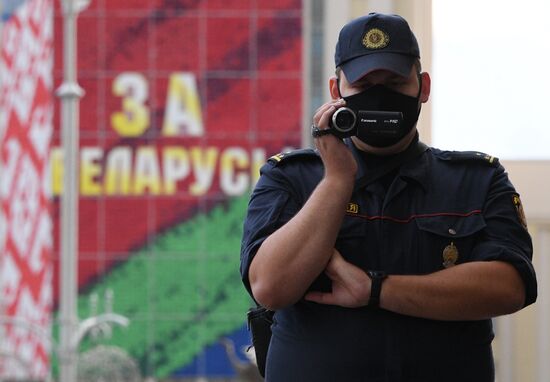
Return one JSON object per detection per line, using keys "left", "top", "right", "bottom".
{"left": 366, "top": 270, "right": 387, "bottom": 308}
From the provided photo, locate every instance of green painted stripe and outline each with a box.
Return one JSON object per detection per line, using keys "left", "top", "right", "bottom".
{"left": 54, "top": 195, "right": 254, "bottom": 378}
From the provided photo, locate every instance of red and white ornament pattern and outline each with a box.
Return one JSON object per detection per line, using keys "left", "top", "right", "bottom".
{"left": 0, "top": 0, "right": 53, "bottom": 378}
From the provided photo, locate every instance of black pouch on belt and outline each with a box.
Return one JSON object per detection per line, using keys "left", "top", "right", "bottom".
{"left": 247, "top": 306, "right": 274, "bottom": 378}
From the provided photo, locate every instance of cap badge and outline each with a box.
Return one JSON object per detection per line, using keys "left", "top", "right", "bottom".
{"left": 363, "top": 28, "right": 389, "bottom": 49}
{"left": 442, "top": 242, "right": 459, "bottom": 268}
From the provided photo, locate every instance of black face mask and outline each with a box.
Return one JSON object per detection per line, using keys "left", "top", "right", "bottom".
{"left": 341, "top": 80, "right": 422, "bottom": 148}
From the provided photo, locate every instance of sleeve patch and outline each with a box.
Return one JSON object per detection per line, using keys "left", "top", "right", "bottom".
{"left": 512, "top": 193, "right": 528, "bottom": 230}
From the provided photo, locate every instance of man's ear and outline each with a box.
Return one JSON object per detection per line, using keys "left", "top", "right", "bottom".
{"left": 329, "top": 76, "right": 340, "bottom": 100}
{"left": 420, "top": 72, "right": 431, "bottom": 103}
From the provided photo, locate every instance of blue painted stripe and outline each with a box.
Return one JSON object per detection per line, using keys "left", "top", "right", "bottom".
{"left": 1, "top": 0, "right": 28, "bottom": 21}
{"left": 173, "top": 324, "right": 254, "bottom": 377}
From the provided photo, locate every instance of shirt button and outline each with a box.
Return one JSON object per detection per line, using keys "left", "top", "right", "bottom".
{"left": 448, "top": 228, "right": 457, "bottom": 235}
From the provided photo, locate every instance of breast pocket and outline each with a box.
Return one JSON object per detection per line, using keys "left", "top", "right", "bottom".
{"left": 335, "top": 215, "right": 370, "bottom": 266}
{"left": 415, "top": 214, "right": 486, "bottom": 273}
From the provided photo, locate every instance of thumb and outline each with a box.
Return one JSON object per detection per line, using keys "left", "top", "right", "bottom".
{"left": 326, "top": 249, "right": 345, "bottom": 275}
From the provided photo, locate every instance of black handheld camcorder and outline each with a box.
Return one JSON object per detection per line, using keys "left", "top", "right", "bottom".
{"left": 329, "top": 107, "right": 404, "bottom": 139}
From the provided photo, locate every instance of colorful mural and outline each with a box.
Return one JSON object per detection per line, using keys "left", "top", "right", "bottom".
{"left": 51, "top": 0, "right": 303, "bottom": 378}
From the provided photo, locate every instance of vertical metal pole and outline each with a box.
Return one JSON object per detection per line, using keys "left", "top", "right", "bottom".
{"left": 301, "top": 0, "right": 312, "bottom": 148}
{"left": 57, "top": 0, "right": 84, "bottom": 381}
{"left": 322, "top": 0, "right": 349, "bottom": 101}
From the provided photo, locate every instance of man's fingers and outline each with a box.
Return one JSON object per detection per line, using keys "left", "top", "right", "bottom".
{"left": 313, "top": 99, "right": 346, "bottom": 128}
{"left": 331, "top": 248, "right": 344, "bottom": 260}
{"left": 327, "top": 249, "right": 344, "bottom": 271}
{"left": 312, "top": 102, "right": 334, "bottom": 123}
{"left": 323, "top": 250, "right": 345, "bottom": 279}
{"left": 317, "top": 106, "right": 337, "bottom": 132}
{"left": 304, "top": 291, "right": 335, "bottom": 305}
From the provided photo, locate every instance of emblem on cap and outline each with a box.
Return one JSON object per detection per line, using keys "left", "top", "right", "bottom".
{"left": 442, "top": 242, "right": 459, "bottom": 268}
{"left": 362, "top": 28, "right": 389, "bottom": 49}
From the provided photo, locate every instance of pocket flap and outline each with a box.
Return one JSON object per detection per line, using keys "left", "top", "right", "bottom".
{"left": 415, "top": 213, "right": 486, "bottom": 238}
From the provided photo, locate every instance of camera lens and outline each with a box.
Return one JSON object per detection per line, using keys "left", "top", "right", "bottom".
{"left": 331, "top": 107, "right": 356, "bottom": 133}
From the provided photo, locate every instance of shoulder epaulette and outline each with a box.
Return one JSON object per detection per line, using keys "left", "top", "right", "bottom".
{"left": 437, "top": 150, "right": 499, "bottom": 167}
{"left": 267, "top": 148, "right": 320, "bottom": 166}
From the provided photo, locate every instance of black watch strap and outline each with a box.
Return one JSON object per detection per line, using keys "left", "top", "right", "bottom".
{"left": 367, "top": 270, "right": 387, "bottom": 308}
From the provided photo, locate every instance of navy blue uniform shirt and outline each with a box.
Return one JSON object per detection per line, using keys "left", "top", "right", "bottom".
{"left": 240, "top": 139, "right": 537, "bottom": 382}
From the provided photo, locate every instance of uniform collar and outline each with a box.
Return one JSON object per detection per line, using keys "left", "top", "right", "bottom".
{"left": 398, "top": 147, "right": 430, "bottom": 192}
{"left": 346, "top": 138, "right": 431, "bottom": 193}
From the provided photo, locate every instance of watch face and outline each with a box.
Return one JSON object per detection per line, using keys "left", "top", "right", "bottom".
{"left": 368, "top": 270, "right": 387, "bottom": 279}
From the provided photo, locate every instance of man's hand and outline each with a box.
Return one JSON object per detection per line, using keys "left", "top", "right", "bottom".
{"left": 312, "top": 99, "right": 357, "bottom": 184}
{"left": 305, "top": 249, "right": 371, "bottom": 308}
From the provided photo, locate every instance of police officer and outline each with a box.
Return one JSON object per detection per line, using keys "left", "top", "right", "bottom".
{"left": 240, "top": 13, "right": 537, "bottom": 381}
